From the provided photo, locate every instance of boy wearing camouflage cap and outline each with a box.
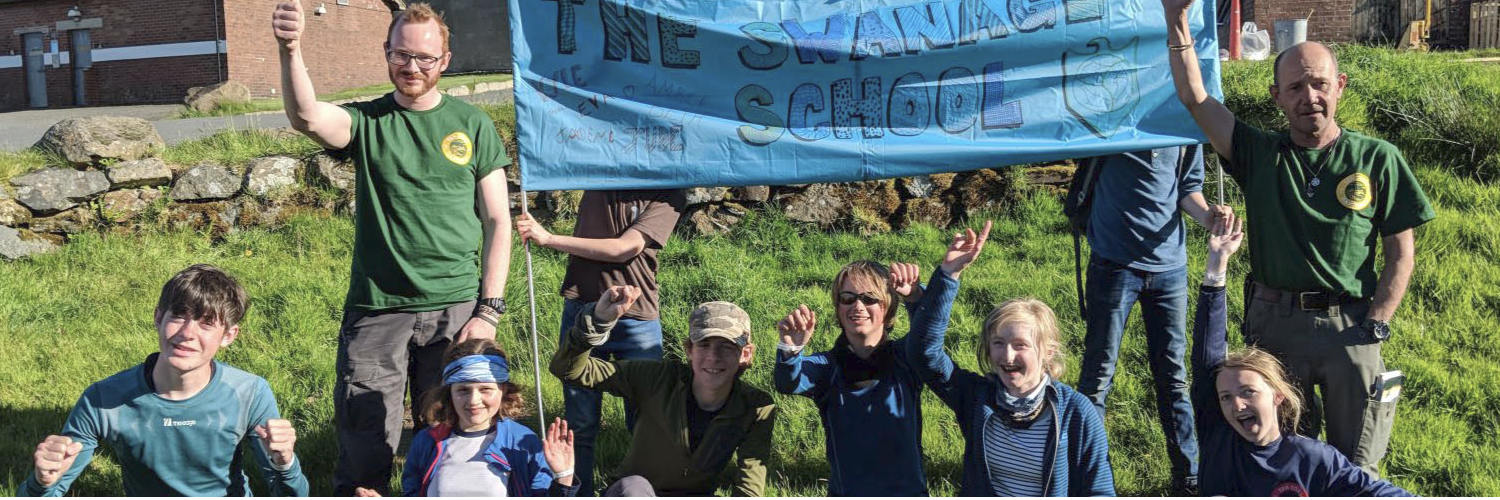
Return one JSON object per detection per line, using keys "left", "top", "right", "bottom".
{"left": 550, "top": 286, "right": 776, "bottom": 496}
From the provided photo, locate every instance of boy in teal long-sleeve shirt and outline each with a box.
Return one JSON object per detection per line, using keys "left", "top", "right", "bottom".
{"left": 22, "top": 264, "right": 309, "bottom": 497}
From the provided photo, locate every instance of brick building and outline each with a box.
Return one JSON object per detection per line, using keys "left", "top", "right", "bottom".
{"left": 1, "top": 0, "right": 398, "bottom": 111}
{"left": 1248, "top": 0, "right": 1475, "bottom": 48}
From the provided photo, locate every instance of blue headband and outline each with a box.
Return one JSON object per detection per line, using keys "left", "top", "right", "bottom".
{"left": 442, "top": 355, "right": 510, "bottom": 385}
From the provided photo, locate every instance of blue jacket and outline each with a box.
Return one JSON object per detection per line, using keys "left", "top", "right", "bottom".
{"left": 775, "top": 329, "right": 928, "bottom": 495}
{"left": 906, "top": 269, "right": 1115, "bottom": 496}
{"left": 1191, "top": 286, "right": 1413, "bottom": 496}
{"left": 401, "top": 419, "right": 579, "bottom": 497}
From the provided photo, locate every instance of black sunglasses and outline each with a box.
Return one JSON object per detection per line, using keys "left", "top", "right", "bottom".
{"left": 837, "top": 292, "right": 881, "bottom": 306}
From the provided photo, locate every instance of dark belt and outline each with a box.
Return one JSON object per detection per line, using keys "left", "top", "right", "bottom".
{"left": 1253, "top": 282, "right": 1360, "bottom": 311}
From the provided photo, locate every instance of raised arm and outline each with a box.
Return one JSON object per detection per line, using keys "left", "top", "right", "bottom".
{"left": 1163, "top": 0, "right": 1236, "bottom": 157}
{"left": 549, "top": 286, "right": 644, "bottom": 398}
{"left": 1192, "top": 213, "right": 1241, "bottom": 433}
{"left": 906, "top": 222, "right": 990, "bottom": 392}
{"left": 274, "top": 1, "right": 352, "bottom": 149}
{"left": 773, "top": 305, "right": 833, "bottom": 398}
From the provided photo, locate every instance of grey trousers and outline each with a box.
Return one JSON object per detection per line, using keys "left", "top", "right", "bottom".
{"left": 1243, "top": 284, "right": 1395, "bottom": 475}
{"left": 332, "top": 301, "right": 474, "bottom": 495}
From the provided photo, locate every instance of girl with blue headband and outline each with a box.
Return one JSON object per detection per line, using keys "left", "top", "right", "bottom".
{"left": 358, "top": 339, "right": 578, "bottom": 497}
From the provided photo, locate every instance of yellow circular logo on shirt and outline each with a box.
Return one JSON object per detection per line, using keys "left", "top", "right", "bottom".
{"left": 441, "top": 131, "right": 473, "bottom": 166}
{"left": 1336, "top": 173, "right": 1373, "bottom": 211}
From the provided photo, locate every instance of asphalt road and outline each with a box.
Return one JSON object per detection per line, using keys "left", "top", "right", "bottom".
{"left": 0, "top": 89, "right": 514, "bottom": 152}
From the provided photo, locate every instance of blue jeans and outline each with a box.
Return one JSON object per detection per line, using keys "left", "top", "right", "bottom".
{"left": 1076, "top": 257, "right": 1199, "bottom": 488}
{"left": 559, "top": 298, "right": 664, "bottom": 496}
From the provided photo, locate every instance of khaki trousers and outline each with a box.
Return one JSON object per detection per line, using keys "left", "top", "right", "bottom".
{"left": 1243, "top": 282, "right": 1396, "bottom": 475}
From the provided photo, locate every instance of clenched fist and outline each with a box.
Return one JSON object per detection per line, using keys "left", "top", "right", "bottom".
{"left": 592, "top": 286, "right": 641, "bottom": 324}
{"left": 254, "top": 419, "right": 298, "bottom": 468}
{"left": 272, "top": 2, "right": 305, "bottom": 51}
{"left": 33, "top": 435, "right": 84, "bottom": 488}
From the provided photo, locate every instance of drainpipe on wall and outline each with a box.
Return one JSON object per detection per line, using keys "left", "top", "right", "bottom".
{"left": 212, "top": 0, "right": 224, "bottom": 81}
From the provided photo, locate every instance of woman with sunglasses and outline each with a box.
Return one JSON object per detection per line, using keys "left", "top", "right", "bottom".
{"left": 772, "top": 245, "right": 959, "bottom": 495}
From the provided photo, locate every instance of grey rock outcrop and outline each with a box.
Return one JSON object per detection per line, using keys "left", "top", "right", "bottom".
{"left": 35, "top": 116, "right": 165, "bottom": 165}
{"left": 106, "top": 158, "right": 174, "bottom": 189}
{"left": 171, "top": 164, "right": 242, "bottom": 201}
{"left": 11, "top": 168, "right": 111, "bottom": 214}
{"left": 244, "top": 156, "right": 301, "bottom": 197}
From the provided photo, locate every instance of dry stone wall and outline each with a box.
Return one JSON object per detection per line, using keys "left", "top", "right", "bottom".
{"left": 1, "top": 115, "right": 1077, "bottom": 261}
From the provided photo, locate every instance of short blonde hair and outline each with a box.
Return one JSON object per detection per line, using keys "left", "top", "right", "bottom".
{"left": 1217, "top": 347, "right": 1304, "bottom": 436}
{"left": 388, "top": 2, "right": 450, "bottom": 52}
{"left": 830, "top": 261, "right": 899, "bottom": 335}
{"left": 977, "top": 298, "right": 1065, "bottom": 379}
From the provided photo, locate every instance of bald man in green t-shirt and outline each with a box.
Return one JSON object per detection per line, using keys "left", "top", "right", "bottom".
{"left": 274, "top": 2, "right": 512, "bottom": 494}
{"left": 1160, "top": 0, "right": 1434, "bottom": 475}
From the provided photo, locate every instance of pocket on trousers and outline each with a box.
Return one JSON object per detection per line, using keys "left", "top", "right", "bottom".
{"left": 1358, "top": 393, "right": 1397, "bottom": 466}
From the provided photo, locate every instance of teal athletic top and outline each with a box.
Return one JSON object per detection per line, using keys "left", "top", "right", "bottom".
{"left": 20, "top": 354, "right": 309, "bottom": 496}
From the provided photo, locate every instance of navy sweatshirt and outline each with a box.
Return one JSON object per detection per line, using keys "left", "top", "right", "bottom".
{"left": 775, "top": 319, "right": 929, "bottom": 495}
{"left": 1192, "top": 286, "right": 1413, "bottom": 496}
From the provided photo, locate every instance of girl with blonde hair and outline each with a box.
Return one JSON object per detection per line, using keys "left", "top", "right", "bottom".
{"left": 906, "top": 221, "right": 1115, "bottom": 496}
{"left": 1191, "top": 213, "right": 1409, "bottom": 496}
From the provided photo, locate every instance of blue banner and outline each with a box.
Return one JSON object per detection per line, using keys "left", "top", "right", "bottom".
{"left": 508, "top": 0, "right": 1222, "bottom": 191}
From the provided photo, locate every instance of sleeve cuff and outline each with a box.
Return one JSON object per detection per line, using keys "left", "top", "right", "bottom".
{"left": 577, "top": 305, "right": 617, "bottom": 347}
{"left": 776, "top": 343, "right": 805, "bottom": 356}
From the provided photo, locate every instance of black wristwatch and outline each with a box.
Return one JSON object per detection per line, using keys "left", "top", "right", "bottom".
{"left": 1362, "top": 318, "right": 1390, "bottom": 342}
{"left": 478, "top": 297, "right": 506, "bottom": 315}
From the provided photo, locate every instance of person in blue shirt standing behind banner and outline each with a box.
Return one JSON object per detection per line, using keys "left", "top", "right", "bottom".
{"left": 907, "top": 221, "right": 1116, "bottom": 496}
{"left": 1074, "top": 147, "right": 1230, "bottom": 494}
{"left": 1191, "top": 212, "right": 1411, "bottom": 496}
{"left": 772, "top": 260, "right": 932, "bottom": 496}
{"left": 22, "top": 264, "right": 309, "bottom": 497}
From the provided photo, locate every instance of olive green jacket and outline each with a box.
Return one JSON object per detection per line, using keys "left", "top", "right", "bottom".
{"left": 549, "top": 308, "right": 777, "bottom": 496}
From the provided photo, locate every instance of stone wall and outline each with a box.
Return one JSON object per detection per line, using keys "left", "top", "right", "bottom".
{"left": 0, "top": 115, "right": 1074, "bottom": 261}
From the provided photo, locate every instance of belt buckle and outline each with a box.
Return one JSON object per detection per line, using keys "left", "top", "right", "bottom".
{"left": 1297, "top": 291, "right": 1325, "bottom": 310}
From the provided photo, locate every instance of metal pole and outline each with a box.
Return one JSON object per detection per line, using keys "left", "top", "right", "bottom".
{"left": 521, "top": 189, "right": 548, "bottom": 436}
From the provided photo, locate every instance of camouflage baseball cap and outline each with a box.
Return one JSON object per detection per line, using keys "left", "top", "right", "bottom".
{"left": 688, "top": 301, "right": 752, "bottom": 346}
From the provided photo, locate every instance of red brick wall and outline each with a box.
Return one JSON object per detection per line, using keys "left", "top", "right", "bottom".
{"left": 1255, "top": 0, "right": 1358, "bottom": 43}
{"left": 0, "top": 0, "right": 223, "bottom": 110}
{"left": 223, "top": 0, "right": 392, "bottom": 98}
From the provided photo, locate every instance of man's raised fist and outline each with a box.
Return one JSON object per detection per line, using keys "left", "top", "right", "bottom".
{"left": 272, "top": 2, "right": 305, "bottom": 51}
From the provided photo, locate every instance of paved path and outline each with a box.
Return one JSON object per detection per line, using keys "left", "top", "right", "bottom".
{"left": 0, "top": 88, "right": 514, "bottom": 152}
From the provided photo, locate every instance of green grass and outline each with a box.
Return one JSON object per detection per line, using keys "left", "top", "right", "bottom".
{"left": 3, "top": 48, "right": 1500, "bottom": 496}
{"left": 1, "top": 162, "right": 1497, "bottom": 495}
{"left": 176, "top": 73, "right": 514, "bottom": 118}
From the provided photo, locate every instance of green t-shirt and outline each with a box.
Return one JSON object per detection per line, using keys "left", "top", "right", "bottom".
{"left": 340, "top": 94, "right": 509, "bottom": 311}
{"left": 1229, "top": 121, "right": 1435, "bottom": 297}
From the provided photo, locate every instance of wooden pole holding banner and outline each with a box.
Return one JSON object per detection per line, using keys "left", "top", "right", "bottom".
{"left": 520, "top": 189, "right": 548, "bottom": 436}
{"left": 1230, "top": 0, "right": 1243, "bottom": 59}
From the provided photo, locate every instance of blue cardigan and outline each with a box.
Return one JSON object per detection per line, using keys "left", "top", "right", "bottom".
{"left": 905, "top": 269, "right": 1116, "bottom": 496}
{"left": 1191, "top": 286, "right": 1413, "bottom": 496}
{"left": 401, "top": 418, "right": 579, "bottom": 497}
{"left": 774, "top": 327, "right": 929, "bottom": 495}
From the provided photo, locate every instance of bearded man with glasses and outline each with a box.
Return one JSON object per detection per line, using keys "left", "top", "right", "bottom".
{"left": 272, "top": 2, "right": 513, "bottom": 495}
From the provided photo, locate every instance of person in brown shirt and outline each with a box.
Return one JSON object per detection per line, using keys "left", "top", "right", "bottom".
{"left": 515, "top": 189, "right": 687, "bottom": 495}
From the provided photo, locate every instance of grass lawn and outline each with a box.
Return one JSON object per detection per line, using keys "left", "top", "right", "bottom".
{"left": 174, "top": 73, "right": 513, "bottom": 118}
{"left": 1, "top": 47, "right": 1498, "bottom": 496}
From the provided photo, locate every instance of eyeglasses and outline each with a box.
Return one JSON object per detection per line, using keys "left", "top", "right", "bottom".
{"left": 385, "top": 50, "right": 442, "bottom": 70}
{"left": 837, "top": 292, "right": 881, "bottom": 306}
